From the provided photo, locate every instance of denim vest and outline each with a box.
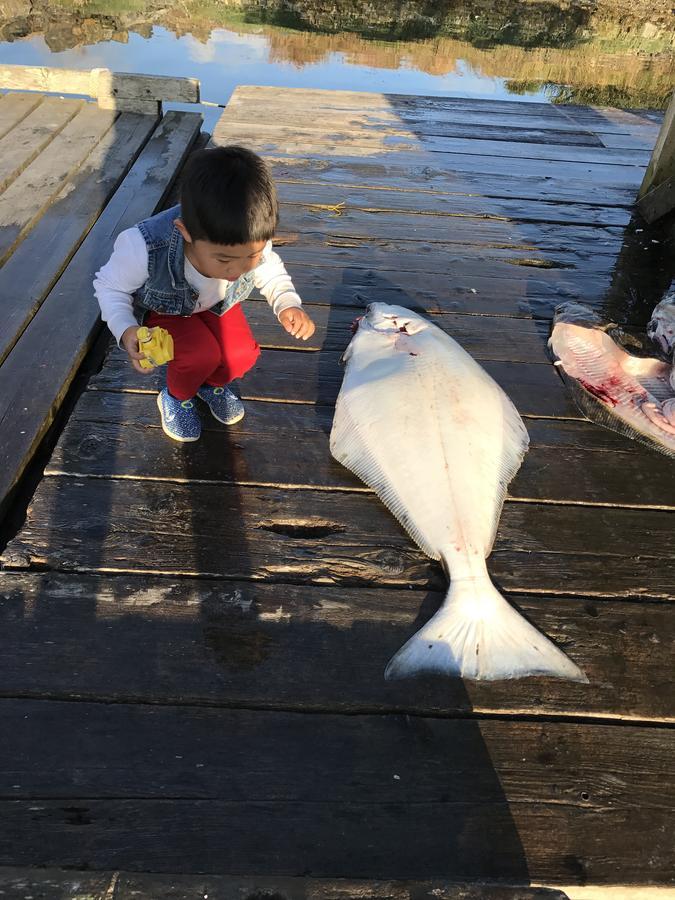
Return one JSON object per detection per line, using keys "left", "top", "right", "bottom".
{"left": 132, "top": 204, "right": 257, "bottom": 323}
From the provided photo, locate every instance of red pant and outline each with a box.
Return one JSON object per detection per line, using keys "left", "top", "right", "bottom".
{"left": 146, "top": 306, "right": 260, "bottom": 401}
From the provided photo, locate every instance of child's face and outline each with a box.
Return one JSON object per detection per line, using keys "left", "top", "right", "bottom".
{"left": 175, "top": 219, "right": 266, "bottom": 281}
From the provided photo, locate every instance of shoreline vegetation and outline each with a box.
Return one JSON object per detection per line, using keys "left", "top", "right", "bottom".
{"left": 0, "top": 0, "right": 673, "bottom": 108}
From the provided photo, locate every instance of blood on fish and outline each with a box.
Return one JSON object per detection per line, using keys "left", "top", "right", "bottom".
{"left": 578, "top": 379, "right": 619, "bottom": 407}
{"left": 350, "top": 317, "right": 363, "bottom": 334}
{"left": 399, "top": 325, "right": 408, "bottom": 333}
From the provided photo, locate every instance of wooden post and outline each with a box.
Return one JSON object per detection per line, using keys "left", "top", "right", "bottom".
{"left": 637, "top": 90, "right": 675, "bottom": 222}
{"left": 0, "top": 64, "right": 200, "bottom": 116}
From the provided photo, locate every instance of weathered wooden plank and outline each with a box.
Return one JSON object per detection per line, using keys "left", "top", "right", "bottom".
{"left": 0, "top": 64, "right": 200, "bottom": 103}
{"left": 226, "top": 92, "right": 635, "bottom": 138}
{"left": 98, "top": 96, "right": 161, "bottom": 116}
{"left": 245, "top": 303, "right": 552, "bottom": 361}
{"left": 0, "top": 97, "right": 82, "bottom": 196}
{"left": 0, "top": 570, "right": 671, "bottom": 720}
{"left": 90, "top": 346, "right": 578, "bottom": 417}
{"left": 8, "top": 698, "right": 673, "bottom": 802}
{"left": 95, "top": 68, "right": 199, "bottom": 103}
{"left": 0, "top": 64, "right": 93, "bottom": 96}
{"left": 276, "top": 203, "right": 626, "bottom": 253}
{"left": 0, "top": 113, "right": 158, "bottom": 367}
{"left": 277, "top": 181, "right": 630, "bottom": 234}
{"left": 0, "top": 867, "right": 570, "bottom": 900}
{"left": 262, "top": 147, "right": 646, "bottom": 190}
{"left": 275, "top": 237, "right": 618, "bottom": 280}
{"left": 0, "top": 111, "right": 202, "bottom": 513}
{"left": 223, "top": 105, "right": 604, "bottom": 148}
{"left": 0, "top": 797, "right": 669, "bottom": 882}
{"left": 268, "top": 155, "right": 639, "bottom": 208}
{"left": 0, "top": 868, "right": 115, "bottom": 898}
{"left": 0, "top": 102, "right": 116, "bottom": 265}
{"left": 255, "top": 265, "right": 618, "bottom": 322}
{"left": 0, "top": 91, "right": 44, "bottom": 141}
{"left": 276, "top": 181, "right": 633, "bottom": 228}
{"left": 47, "top": 392, "right": 675, "bottom": 510}
{"left": 231, "top": 89, "right": 662, "bottom": 151}
{"left": 229, "top": 87, "right": 625, "bottom": 129}
{"left": 3, "top": 476, "right": 673, "bottom": 598}
{"left": 214, "top": 120, "right": 650, "bottom": 168}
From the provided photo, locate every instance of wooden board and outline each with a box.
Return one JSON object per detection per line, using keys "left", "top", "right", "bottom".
{"left": 0, "top": 102, "right": 116, "bottom": 265}
{"left": 222, "top": 105, "right": 605, "bottom": 148}
{"left": 0, "top": 570, "right": 672, "bottom": 721}
{"left": 0, "top": 91, "right": 44, "bottom": 142}
{"left": 89, "top": 346, "right": 579, "bottom": 418}
{"left": 0, "top": 697, "right": 671, "bottom": 882}
{"left": 276, "top": 184, "right": 633, "bottom": 229}
{"left": 0, "top": 112, "right": 158, "bottom": 366}
{"left": 0, "top": 96, "right": 80, "bottom": 195}
{"left": 267, "top": 155, "right": 639, "bottom": 208}
{"left": 247, "top": 266, "right": 626, "bottom": 323}
{"left": 0, "top": 111, "right": 202, "bottom": 513}
{"left": 4, "top": 476, "right": 673, "bottom": 598}
{"left": 214, "top": 120, "right": 651, "bottom": 169}
{"left": 45, "top": 392, "right": 675, "bottom": 510}
{"left": 0, "top": 867, "right": 570, "bottom": 900}
{"left": 0, "top": 64, "right": 200, "bottom": 103}
{"left": 278, "top": 209, "right": 626, "bottom": 255}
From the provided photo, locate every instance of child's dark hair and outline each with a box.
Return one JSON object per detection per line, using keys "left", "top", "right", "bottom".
{"left": 180, "top": 145, "right": 279, "bottom": 245}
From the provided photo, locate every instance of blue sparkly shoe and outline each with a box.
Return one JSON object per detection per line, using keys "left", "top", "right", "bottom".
{"left": 197, "top": 384, "right": 245, "bottom": 425}
{"left": 156, "top": 388, "right": 202, "bottom": 442}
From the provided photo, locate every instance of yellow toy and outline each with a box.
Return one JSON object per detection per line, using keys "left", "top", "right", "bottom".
{"left": 137, "top": 326, "right": 174, "bottom": 370}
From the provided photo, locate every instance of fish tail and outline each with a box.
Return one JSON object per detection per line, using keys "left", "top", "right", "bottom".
{"left": 384, "top": 577, "right": 587, "bottom": 682}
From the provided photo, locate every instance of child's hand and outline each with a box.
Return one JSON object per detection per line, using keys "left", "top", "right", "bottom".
{"left": 279, "top": 306, "right": 316, "bottom": 341}
{"left": 121, "top": 325, "right": 152, "bottom": 374}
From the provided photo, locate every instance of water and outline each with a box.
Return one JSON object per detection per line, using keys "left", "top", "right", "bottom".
{"left": 0, "top": 1, "right": 673, "bottom": 132}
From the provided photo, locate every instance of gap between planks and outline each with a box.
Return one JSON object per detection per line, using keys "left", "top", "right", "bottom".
{"left": 38, "top": 470, "right": 675, "bottom": 515}
{"left": 0, "top": 687, "right": 671, "bottom": 729}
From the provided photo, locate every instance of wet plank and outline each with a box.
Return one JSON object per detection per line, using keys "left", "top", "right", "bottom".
{"left": 216, "top": 120, "right": 650, "bottom": 168}
{"left": 276, "top": 198, "right": 627, "bottom": 246}
{"left": 0, "top": 868, "right": 570, "bottom": 900}
{"left": 268, "top": 155, "right": 638, "bottom": 208}
{"left": 256, "top": 266, "right": 618, "bottom": 322}
{"left": 0, "top": 113, "right": 158, "bottom": 367}
{"left": 223, "top": 105, "right": 604, "bottom": 148}
{"left": 244, "top": 302, "right": 552, "bottom": 360}
{"left": 0, "top": 571, "right": 671, "bottom": 721}
{"left": 3, "top": 476, "right": 673, "bottom": 598}
{"left": 90, "top": 346, "right": 579, "bottom": 418}
{"left": 0, "top": 102, "right": 115, "bottom": 265}
{"left": 275, "top": 238, "right": 618, "bottom": 280}
{"left": 46, "top": 392, "right": 675, "bottom": 510}
{"left": 0, "top": 111, "right": 202, "bottom": 513}
{"left": 277, "top": 198, "right": 630, "bottom": 235}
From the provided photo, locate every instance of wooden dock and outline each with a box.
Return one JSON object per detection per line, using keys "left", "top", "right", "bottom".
{"left": 1, "top": 82, "right": 674, "bottom": 895}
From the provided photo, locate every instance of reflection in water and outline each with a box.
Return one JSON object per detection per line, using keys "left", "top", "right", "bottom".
{"left": 0, "top": 0, "right": 673, "bottom": 109}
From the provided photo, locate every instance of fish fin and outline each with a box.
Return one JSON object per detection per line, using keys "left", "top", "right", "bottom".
{"left": 385, "top": 577, "right": 587, "bottom": 682}
{"left": 485, "top": 395, "right": 530, "bottom": 549}
{"left": 330, "top": 398, "right": 440, "bottom": 559}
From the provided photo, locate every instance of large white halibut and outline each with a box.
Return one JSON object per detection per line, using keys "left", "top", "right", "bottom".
{"left": 330, "top": 303, "right": 586, "bottom": 682}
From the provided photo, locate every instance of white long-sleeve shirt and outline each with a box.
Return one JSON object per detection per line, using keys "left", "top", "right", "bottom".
{"left": 93, "top": 226, "right": 302, "bottom": 344}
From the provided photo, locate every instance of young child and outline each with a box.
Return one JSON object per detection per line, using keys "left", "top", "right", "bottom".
{"left": 94, "top": 145, "right": 315, "bottom": 442}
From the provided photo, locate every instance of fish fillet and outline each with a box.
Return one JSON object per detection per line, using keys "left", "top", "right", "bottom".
{"left": 549, "top": 302, "right": 675, "bottom": 458}
{"left": 330, "top": 302, "right": 586, "bottom": 682}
